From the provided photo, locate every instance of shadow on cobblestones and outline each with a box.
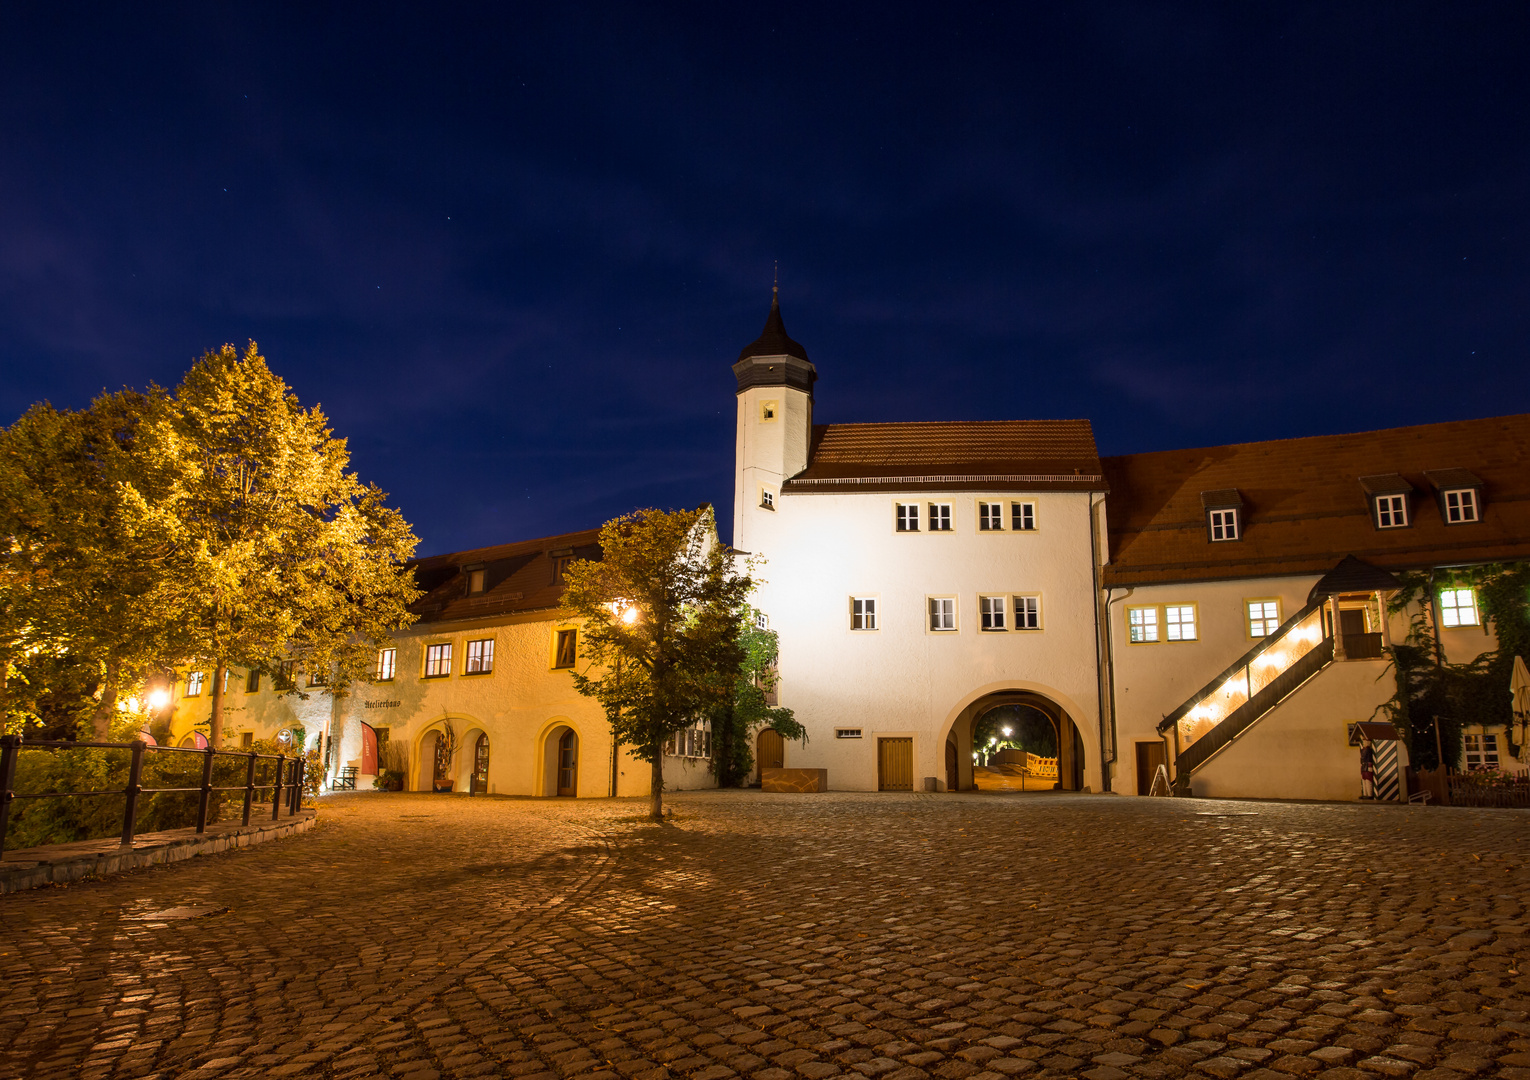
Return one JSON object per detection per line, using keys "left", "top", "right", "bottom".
{"left": 2, "top": 790, "right": 1529, "bottom": 1080}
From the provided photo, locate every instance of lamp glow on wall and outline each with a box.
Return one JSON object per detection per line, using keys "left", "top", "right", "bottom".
{"left": 147, "top": 688, "right": 170, "bottom": 711}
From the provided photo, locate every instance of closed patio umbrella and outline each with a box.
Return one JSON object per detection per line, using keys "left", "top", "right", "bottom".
{"left": 1513, "top": 655, "right": 1530, "bottom": 756}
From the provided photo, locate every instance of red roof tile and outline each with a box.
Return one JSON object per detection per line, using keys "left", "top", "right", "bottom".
{"left": 1102, "top": 414, "right": 1530, "bottom": 586}
{"left": 407, "top": 527, "right": 602, "bottom": 625}
{"left": 784, "top": 420, "right": 1105, "bottom": 492}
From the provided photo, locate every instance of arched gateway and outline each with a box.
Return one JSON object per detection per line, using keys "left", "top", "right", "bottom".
{"left": 941, "top": 688, "right": 1093, "bottom": 792}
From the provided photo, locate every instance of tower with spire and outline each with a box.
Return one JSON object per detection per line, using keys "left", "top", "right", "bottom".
{"left": 731, "top": 285, "right": 816, "bottom": 549}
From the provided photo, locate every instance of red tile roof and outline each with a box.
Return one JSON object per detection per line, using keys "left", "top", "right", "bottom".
{"left": 407, "top": 527, "right": 602, "bottom": 625}
{"left": 784, "top": 419, "right": 1105, "bottom": 492}
{"left": 1102, "top": 413, "right": 1530, "bottom": 586}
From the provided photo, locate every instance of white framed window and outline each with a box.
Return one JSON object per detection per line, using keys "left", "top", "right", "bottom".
{"left": 979, "top": 595, "right": 1007, "bottom": 631}
{"left": 375, "top": 648, "right": 396, "bottom": 681}
{"left": 760, "top": 488, "right": 775, "bottom": 511}
{"left": 895, "top": 503, "right": 920, "bottom": 532}
{"left": 928, "top": 596, "right": 957, "bottom": 632}
{"left": 754, "top": 611, "right": 769, "bottom": 630}
{"left": 465, "top": 638, "right": 495, "bottom": 674}
{"left": 978, "top": 502, "right": 1004, "bottom": 531}
{"left": 1208, "top": 508, "right": 1239, "bottom": 542}
{"left": 1464, "top": 732, "right": 1500, "bottom": 770}
{"left": 1375, "top": 494, "right": 1409, "bottom": 528}
{"left": 1439, "top": 588, "right": 1479, "bottom": 628}
{"left": 186, "top": 671, "right": 205, "bottom": 697}
{"left": 759, "top": 399, "right": 778, "bottom": 422}
{"left": 851, "top": 597, "right": 877, "bottom": 631}
{"left": 1128, "top": 606, "right": 1159, "bottom": 643}
{"left": 665, "top": 722, "right": 713, "bottom": 759}
{"left": 1166, "top": 604, "right": 1198, "bottom": 641}
{"left": 424, "top": 643, "right": 452, "bottom": 678}
{"left": 928, "top": 503, "right": 952, "bottom": 532}
{"left": 1012, "top": 502, "right": 1036, "bottom": 531}
{"left": 1246, "top": 600, "right": 1281, "bottom": 638}
{"left": 1013, "top": 595, "right": 1041, "bottom": 630}
{"left": 835, "top": 728, "right": 862, "bottom": 739}
{"left": 1443, "top": 489, "right": 1479, "bottom": 523}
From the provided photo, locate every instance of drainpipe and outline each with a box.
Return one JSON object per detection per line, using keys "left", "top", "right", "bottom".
{"left": 1090, "top": 494, "right": 1114, "bottom": 791}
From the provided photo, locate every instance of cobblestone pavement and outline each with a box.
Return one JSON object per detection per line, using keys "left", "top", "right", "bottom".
{"left": 3, "top": 791, "right": 1530, "bottom": 1080}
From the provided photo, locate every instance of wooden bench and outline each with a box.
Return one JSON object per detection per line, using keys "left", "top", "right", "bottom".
{"left": 331, "top": 766, "right": 358, "bottom": 791}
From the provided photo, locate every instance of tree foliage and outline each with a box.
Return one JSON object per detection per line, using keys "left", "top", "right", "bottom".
{"left": 1382, "top": 563, "right": 1530, "bottom": 769}
{"left": 147, "top": 343, "right": 421, "bottom": 745}
{"left": 0, "top": 389, "right": 185, "bottom": 736}
{"left": 0, "top": 342, "right": 422, "bottom": 745}
{"left": 707, "top": 608, "right": 803, "bottom": 788}
{"left": 561, "top": 507, "right": 750, "bottom": 818}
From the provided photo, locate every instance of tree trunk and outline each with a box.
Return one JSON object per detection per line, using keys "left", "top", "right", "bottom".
{"left": 650, "top": 751, "right": 664, "bottom": 820}
{"left": 91, "top": 684, "right": 118, "bottom": 741}
{"left": 209, "top": 662, "right": 226, "bottom": 748}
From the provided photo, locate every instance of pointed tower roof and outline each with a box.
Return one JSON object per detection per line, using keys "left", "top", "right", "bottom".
{"left": 737, "top": 290, "right": 810, "bottom": 363}
{"left": 731, "top": 289, "right": 817, "bottom": 396}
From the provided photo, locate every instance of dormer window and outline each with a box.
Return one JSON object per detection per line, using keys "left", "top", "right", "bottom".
{"left": 465, "top": 565, "right": 487, "bottom": 594}
{"left": 1424, "top": 469, "right": 1484, "bottom": 525}
{"left": 1201, "top": 490, "right": 1243, "bottom": 543}
{"left": 549, "top": 547, "right": 574, "bottom": 585}
{"left": 1360, "top": 475, "right": 1414, "bottom": 530}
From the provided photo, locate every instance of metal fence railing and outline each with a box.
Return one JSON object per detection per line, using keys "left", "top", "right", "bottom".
{"left": 0, "top": 735, "right": 306, "bottom": 858}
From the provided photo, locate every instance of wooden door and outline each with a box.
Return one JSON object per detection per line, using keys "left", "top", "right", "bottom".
{"left": 556, "top": 730, "right": 578, "bottom": 797}
{"left": 433, "top": 732, "right": 453, "bottom": 791}
{"left": 1340, "top": 609, "right": 1366, "bottom": 636}
{"left": 361, "top": 723, "right": 378, "bottom": 775}
{"left": 944, "top": 741, "right": 959, "bottom": 792}
{"left": 878, "top": 737, "right": 913, "bottom": 791}
{"left": 756, "top": 727, "right": 785, "bottom": 783}
{"left": 473, "top": 734, "right": 489, "bottom": 793}
{"left": 1135, "top": 741, "right": 1167, "bottom": 795}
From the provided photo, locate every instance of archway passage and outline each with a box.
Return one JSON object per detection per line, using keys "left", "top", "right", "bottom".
{"left": 949, "top": 691, "right": 1086, "bottom": 793}
{"left": 556, "top": 730, "right": 578, "bottom": 797}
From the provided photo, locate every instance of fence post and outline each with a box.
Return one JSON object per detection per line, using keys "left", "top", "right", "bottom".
{"left": 121, "top": 740, "right": 146, "bottom": 848}
{"left": 290, "top": 757, "right": 305, "bottom": 815}
{"left": 271, "top": 754, "right": 285, "bottom": 821}
{"left": 241, "top": 752, "right": 257, "bottom": 826}
{"left": 195, "top": 746, "right": 216, "bottom": 833}
{"left": 0, "top": 734, "right": 20, "bottom": 858}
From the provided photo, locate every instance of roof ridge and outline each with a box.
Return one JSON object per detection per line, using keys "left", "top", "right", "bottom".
{"left": 412, "top": 526, "right": 602, "bottom": 565}
{"left": 1103, "top": 411, "right": 1530, "bottom": 463}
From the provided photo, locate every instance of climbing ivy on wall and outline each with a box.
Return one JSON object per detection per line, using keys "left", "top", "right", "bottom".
{"left": 1382, "top": 562, "right": 1530, "bottom": 770}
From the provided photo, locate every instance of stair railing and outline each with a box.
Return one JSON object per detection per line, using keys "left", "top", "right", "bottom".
{"left": 1156, "top": 599, "right": 1331, "bottom": 780}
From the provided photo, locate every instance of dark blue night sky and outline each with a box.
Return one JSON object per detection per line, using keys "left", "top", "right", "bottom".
{"left": 2, "top": 5, "right": 1527, "bottom": 555}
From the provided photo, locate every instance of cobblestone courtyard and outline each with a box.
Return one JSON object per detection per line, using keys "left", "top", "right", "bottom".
{"left": 3, "top": 791, "right": 1529, "bottom": 1080}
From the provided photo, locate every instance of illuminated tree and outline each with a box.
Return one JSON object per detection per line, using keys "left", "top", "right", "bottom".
{"left": 0, "top": 390, "right": 185, "bottom": 736}
{"left": 147, "top": 342, "right": 421, "bottom": 747}
{"left": 561, "top": 506, "right": 749, "bottom": 819}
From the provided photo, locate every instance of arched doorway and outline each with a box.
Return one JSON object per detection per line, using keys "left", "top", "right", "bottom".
{"left": 946, "top": 690, "right": 1087, "bottom": 793}
{"left": 755, "top": 727, "right": 785, "bottom": 784}
{"left": 556, "top": 730, "right": 577, "bottom": 797}
{"left": 470, "top": 733, "right": 490, "bottom": 795}
{"left": 417, "top": 728, "right": 458, "bottom": 792}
